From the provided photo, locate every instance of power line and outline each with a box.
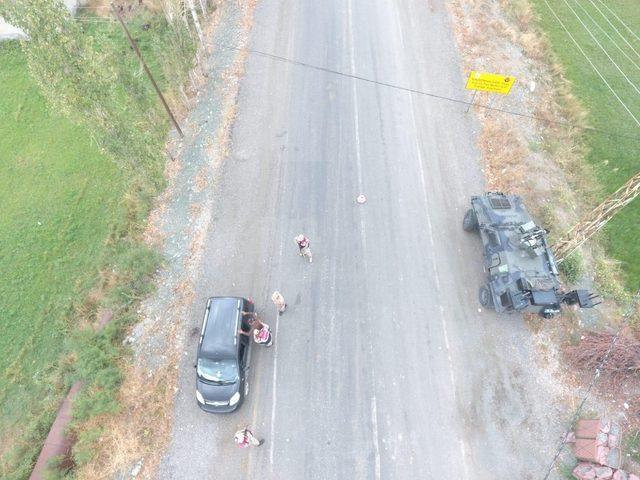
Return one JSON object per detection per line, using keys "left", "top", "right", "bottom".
{"left": 594, "top": 0, "right": 640, "bottom": 44}
{"left": 573, "top": 0, "right": 640, "bottom": 73}
{"left": 541, "top": 290, "right": 640, "bottom": 480}
{"left": 561, "top": 0, "right": 640, "bottom": 96}
{"left": 214, "top": 42, "right": 640, "bottom": 142}
{"left": 76, "top": 18, "right": 117, "bottom": 22}
{"left": 587, "top": 0, "right": 640, "bottom": 60}
{"left": 541, "top": 0, "right": 640, "bottom": 127}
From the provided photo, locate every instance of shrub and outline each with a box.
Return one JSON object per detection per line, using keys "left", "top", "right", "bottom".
{"left": 559, "top": 251, "right": 584, "bottom": 285}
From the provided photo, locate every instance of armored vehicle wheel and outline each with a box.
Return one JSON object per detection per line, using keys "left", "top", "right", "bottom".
{"left": 541, "top": 309, "right": 556, "bottom": 319}
{"left": 463, "top": 209, "right": 479, "bottom": 232}
{"left": 479, "top": 286, "right": 493, "bottom": 307}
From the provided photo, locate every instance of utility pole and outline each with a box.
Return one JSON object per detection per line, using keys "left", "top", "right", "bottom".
{"left": 111, "top": 3, "right": 184, "bottom": 138}
{"left": 553, "top": 170, "right": 640, "bottom": 262}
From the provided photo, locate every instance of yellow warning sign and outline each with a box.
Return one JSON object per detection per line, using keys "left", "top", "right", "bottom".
{"left": 466, "top": 71, "right": 515, "bottom": 94}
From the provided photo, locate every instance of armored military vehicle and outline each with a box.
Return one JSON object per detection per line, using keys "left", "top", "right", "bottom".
{"left": 463, "top": 192, "right": 598, "bottom": 318}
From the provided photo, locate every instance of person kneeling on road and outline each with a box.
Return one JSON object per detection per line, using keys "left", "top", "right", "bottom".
{"left": 271, "top": 291, "right": 287, "bottom": 315}
{"left": 234, "top": 426, "right": 263, "bottom": 448}
{"left": 239, "top": 311, "right": 273, "bottom": 347}
{"left": 252, "top": 323, "right": 273, "bottom": 347}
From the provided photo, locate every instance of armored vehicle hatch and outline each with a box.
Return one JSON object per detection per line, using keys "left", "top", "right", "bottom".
{"left": 463, "top": 192, "right": 599, "bottom": 318}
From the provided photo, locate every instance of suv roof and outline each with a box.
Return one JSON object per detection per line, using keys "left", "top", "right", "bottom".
{"left": 200, "top": 297, "right": 243, "bottom": 359}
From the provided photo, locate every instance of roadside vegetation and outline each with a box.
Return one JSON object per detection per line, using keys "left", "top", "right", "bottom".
{"left": 0, "top": 41, "right": 126, "bottom": 479}
{"left": 0, "top": 1, "right": 198, "bottom": 478}
{"left": 529, "top": 0, "right": 640, "bottom": 290}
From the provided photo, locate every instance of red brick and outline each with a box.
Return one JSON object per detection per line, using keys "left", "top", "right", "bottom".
{"left": 574, "top": 438, "right": 599, "bottom": 462}
{"left": 576, "top": 419, "right": 601, "bottom": 439}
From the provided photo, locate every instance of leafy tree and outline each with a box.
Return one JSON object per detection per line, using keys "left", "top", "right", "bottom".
{"left": 1, "top": 0, "right": 163, "bottom": 181}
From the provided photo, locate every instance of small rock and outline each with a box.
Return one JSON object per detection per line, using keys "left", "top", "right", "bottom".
{"left": 597, "top": 432, "right": 609, "bottom": 446}
{"left": 573, "top": 462, "right": 596, "bottom": 480}
{"left": 131, "top": 459, "right": 143, "bottom": 477}
{"left": 594, "top": 466, "right": 613, "bottom": 479}
{"left": 606, "top": 448, "right": 621, "bottom": 469}
{"left": 624, "top": 402, "right": 629, "bottom": 409}
{"left": 613, "top": 470, "right": 628, "bottom": 480}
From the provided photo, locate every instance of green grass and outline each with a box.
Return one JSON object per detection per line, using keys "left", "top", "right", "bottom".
{"left": 531, "top": 0, "right": 640, "bottom": 290}
{"left": 0, "top": 41, "right": 125, "bottom": 474}
{"left": 626, "top": 429, "right": 640, "bottom": 464}
{"left": 0, "top": 12, "right": 193, "bottom": 478}
{"left": 559, "top": 250, "right": 585, "bottom": 284}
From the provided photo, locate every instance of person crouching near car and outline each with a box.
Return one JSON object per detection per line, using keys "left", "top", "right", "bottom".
{"left": 252, "top": 323, "right": 273, "bottom": 347}
{"left": 239, "top": 312, "right": 273, "bottom": 347}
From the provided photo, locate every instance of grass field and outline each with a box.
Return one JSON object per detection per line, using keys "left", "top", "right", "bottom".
{"left": 0, "top": 41, "right": 125, "bottom": 476}
{"left": 0, "top": 11, "right": 193, "bottom": 478}
{"left": 530, "top": 0, "right": 640, "bottom": 290}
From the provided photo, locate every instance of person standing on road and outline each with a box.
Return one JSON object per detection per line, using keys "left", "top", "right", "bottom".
{"left": 234, "top": 427, "right": 263, "bottom": 447}
{"left": 271, "top": 291, "right": 287, "bottom": 314}
{"left": 295, "top": 234, "right": 313, "bottom": 263}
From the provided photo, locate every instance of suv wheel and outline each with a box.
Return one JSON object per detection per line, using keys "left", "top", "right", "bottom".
{"left": 479, "top": 286, "right": 493, "bottom": 307}
{"left": 463, "top": 209, "right": 479, "bottom": 232}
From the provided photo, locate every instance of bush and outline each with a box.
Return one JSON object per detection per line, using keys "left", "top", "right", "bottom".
{"left": 594, "top": 257, "right": 631, "bottom": 304}
{"left": 567, "top": 331, "right": 640, "bottom": 386}
{"left": 559, "top": 251, "right": 584, "bottom": 284}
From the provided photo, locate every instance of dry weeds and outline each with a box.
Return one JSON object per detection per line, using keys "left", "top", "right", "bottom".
{"left": 75, "top": 364, "right": 175, "bottom": 480}
{"left": 567, "top": 330, "right": 640, "bottom": 387}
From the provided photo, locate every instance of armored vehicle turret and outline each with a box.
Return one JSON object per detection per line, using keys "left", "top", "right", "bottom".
{"left": 463, "top": 192, "right": 598, "bottom": 318}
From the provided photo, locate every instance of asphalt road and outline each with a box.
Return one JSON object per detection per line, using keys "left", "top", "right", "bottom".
{"left": 159, "top": 0, "right": 565, "bottom": 478}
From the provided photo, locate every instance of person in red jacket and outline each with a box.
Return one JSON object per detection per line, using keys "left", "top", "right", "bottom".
{"left": 234, "top": 426, "right": 263, "bottom": 447}
{"left": 295, "top": 234, "right": 313, "bottom": 263}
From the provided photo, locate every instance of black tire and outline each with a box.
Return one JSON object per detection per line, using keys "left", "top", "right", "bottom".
{"left": 541, "top": 309, "right": 555, "bottom": 319}
{"left": 463, "top": 209, "right": 479, "bottom": 232}
{"left": 479, "top": 286, "right": 493, "bottom": 307}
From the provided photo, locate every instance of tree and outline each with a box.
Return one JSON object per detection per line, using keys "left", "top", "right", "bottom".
{"left": 1, "top": 0, "right": 162, "bottom": 179}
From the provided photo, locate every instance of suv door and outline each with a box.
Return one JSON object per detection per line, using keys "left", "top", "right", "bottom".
{"left": 238, "top": 340, "right": 250, "bottom": 397}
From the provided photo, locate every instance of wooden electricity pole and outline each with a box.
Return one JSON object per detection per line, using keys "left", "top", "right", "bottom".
{"left": 111, "top": 3, "right": 184, "bottom": 138}
{"left": 553, "top": 171, "right": 640, "bottom": 262}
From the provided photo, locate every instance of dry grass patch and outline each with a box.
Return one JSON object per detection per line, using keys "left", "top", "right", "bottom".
{"left": 75, "top": 364, "right": 176, "bottom": 480}
{"left": 477, "top": 120, "right": 528, "bottom": 191}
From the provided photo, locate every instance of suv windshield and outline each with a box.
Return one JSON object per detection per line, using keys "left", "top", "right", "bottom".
{"left": 197, "top": 358, "right": 239, "bottom": 385}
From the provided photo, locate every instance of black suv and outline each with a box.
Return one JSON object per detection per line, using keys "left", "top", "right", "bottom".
{"left": 195, "top": 296, "right": 252, "bottom": 413}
